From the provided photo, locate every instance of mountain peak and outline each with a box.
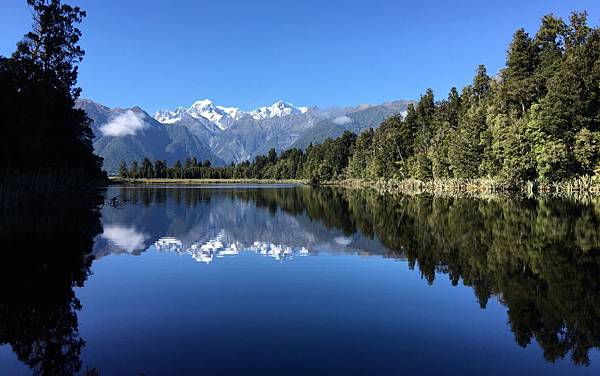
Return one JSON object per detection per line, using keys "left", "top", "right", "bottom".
{"left": 154, "top": 99, "right": 237, "bottom": 130}
{"left": 249, "top": 100, "right": 307, "bottom": 120}
{"left": 83, "top": 97, "right": 414, "bottom": 172}
{"left": 154, "top": 99, "right": 310, "bottom": 124}
{"left": 190, "top": 99, "right": 214, "bottom": 110}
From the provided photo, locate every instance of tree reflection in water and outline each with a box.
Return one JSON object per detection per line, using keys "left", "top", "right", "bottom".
{"left": 2, "top": 185, "right": 600, "bottom": 373}
{"left": 122, "top": 186, "right": 600, "bottom": 366}
{"left": 296, "top": 188, "right": 600, "bottom": 366}
{"left": 0, "top": 190, "right": 104, "bottom": 376}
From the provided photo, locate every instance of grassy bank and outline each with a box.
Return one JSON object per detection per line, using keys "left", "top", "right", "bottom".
{"left": 109, "top": 177, "right": 307, "bottom": 185}
{"left": 1, "top": 171, "right": 107, "bottom": 211}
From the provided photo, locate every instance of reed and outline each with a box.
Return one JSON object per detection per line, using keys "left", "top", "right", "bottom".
{"left": 0, "top": 170, "right": 106, "bottom": 211}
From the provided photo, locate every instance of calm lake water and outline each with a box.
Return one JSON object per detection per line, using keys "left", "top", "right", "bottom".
{"left": 2, "top": 185, "right": 600, "bottom": 375}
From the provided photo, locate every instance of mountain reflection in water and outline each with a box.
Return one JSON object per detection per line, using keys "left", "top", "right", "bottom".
{"left": 2, "top": 185, "right": 600, "bottom": 375}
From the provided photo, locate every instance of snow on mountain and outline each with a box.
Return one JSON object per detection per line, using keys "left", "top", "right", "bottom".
{"left": 188, "top": 100, "right": 235, "bottom": 130}
{"left": 248, "top": 100, "right": 308, "bottom": 120}
{"left": 154, "top": 99, "right": 309, "bottom": 128}
{"left": 154, "top": 99, "right": 243, "bottom": 130}
{"left": 154, "top": 107, "right": 188, "bottom": 124}
{"left": 217, "top": 105, "right": 244, "bottom": 120}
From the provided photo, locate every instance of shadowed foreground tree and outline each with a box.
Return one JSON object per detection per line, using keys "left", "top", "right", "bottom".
{"left": 0, "top": 0, "right": 105, "bottom": 197}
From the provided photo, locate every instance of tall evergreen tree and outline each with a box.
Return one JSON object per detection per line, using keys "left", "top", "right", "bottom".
{"left": 429, "top": 87, "right": 461, "bottom": 178}
{"left": 141, "top": 158, "right": 154, "bottom": 178}
{"left": 502, "top": 28, "right": 538, "bottom": 115}
{"left": 119, "top": 160, "right": 128, "bottom": 178}
{"left": 409, "top": 89, "right": 435, "bottom": 180}
{"left": 129, "top": 160, "right": 139, "bottom": 179}
{"left": 0, "top": 0, "right": 104, "bottom": 182}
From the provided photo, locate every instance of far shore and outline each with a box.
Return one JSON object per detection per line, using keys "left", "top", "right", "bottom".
{"left": 109, "top": 177, "right": 307, "bottom": 185}
{"left": 108, "top": 176, "right": 600, "bottom": 199}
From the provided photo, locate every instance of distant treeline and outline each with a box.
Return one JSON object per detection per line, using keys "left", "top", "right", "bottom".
{"left": 118, "top": 147, "right": 307, "bottom": 180}
{"left": 128, "top": 12, "right": 600, "bottom": 187}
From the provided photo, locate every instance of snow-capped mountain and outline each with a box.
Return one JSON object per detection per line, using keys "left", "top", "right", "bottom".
{"left": 79, "top": 98, "right": 414, "bottom": 172}
{"left": 154, "top": 99, "right": 309, "bottom": 128}
{"left": 76, "top": 99, "right": 225, "bottom": 173}
{"left": 248, "top": 100, "right": 309, "bottom": 120}
{"left": 154, "top": 99, "right": 244, "bottom": 130}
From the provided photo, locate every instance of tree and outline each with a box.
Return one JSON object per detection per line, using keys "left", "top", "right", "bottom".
{"left": 172, "top": 160, "right": 183, "bottom": 178}
{"left": 0, "top": 0, "right": 104, "bottom": 182}
{"left": 473, "top": 65, "right": 491, "bottom": 101}
{"left": 129, "top": 160, "right": 139, "bottom": 179}
{"left": 574, "top": 128, "right": 600, "bottom": 174}
{"left": 154, "top": 160, "right": 167, "bottom": 178}
{"left": 448, "top": 105, "right": 485, "bottom": 178}
{"left": 429, "top": 88, "right": 461, "bottom": 179}
{"left": 118, "top": 160, "right": 128, "bottom": 178}
{"left": 267, "top": 148, "right": 277, "bottom": 164}
{"left": 533, "top": 13, "right": 597, "bottom": 181}
{"left": 141, "top": 158, "right": 154, "bottom": 178}
{"left": 367, "top": 116, "right": 406, "bottom": 179}
{"left": 447, "top": 68, "right": 491, "bottom": 179}
{"left": 409, "top": 89, "right": 436, "bottom": 180}
{"left": 534, "top": 14, "right": 566, "bottom": 96}
{"left": 13, "top": 0, "right": 87, "bottom": 96}
{"left": 502, "top": 28, "right": 538, "bottom": 114}
{"left": 347, "top": 128, "right": 374, "bottom": 178}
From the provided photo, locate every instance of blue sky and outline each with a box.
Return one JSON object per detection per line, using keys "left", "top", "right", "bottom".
{"left": 1, "top": 0, "right": 599, "bottom": 113}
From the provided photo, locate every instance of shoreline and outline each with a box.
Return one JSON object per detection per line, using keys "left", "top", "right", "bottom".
{"left": 109, "top": 177, "right": 308, "bottom": 185}
{"left": 108, "top": 176, "right": 600, "bottom": 197}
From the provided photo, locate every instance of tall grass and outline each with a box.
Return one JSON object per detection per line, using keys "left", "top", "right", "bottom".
{"left": 0, "top": 170, "right": 106, "bottom": 211}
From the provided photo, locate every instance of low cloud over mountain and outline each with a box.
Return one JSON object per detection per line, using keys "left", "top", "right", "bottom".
{"left": 100, "top": 110, "right": 148, "bottom": 137}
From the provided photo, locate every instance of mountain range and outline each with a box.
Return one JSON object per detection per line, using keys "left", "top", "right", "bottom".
{"left": 76, "top": 98, "right": 413, "bottom": 173}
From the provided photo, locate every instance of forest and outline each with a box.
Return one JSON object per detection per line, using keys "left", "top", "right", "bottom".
{"left": 124, "top": 11, "right": 600, "bottom": 190}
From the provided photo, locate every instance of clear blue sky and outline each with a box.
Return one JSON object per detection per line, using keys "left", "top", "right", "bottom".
{"left": 1, "top": 0, "right": 599, "bottom": 113}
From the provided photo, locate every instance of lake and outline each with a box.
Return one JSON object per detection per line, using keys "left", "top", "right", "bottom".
{"left": 1, "top": 185, "right": 600, "bottom": 375}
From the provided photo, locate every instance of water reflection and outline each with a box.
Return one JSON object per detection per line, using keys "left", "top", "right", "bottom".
{"left": 96, "top": 186, "right": 600, "bottom": 367}
{"left": 0, "top": 190, "right": 104, "bottom": 375}
{"left": 153, "top": 234, "right": 310, "bottom": 263}
{"left": 2, "top": 185, "right": 600, "bottom": 375}
{"left": 93, "top": 186, "right": 392, "bottom": 262}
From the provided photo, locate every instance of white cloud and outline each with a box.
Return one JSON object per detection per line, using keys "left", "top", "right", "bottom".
{"left": 332, "top": 115, "right": 353, "bottom": 125}
{"left": 100, "top": 110, "right": 148, "bottom": 137}
{"left": 101, "top": 225, "right": 148, "bottom": 252}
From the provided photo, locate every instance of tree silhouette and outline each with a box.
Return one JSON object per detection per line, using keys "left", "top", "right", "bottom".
{"left": 0, "top": 0, "right": 104, "bottom": 186}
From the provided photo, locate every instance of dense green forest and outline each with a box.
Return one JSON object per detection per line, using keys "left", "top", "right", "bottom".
{"left": 0, "top": 0, "right": 105, "bottom": 207}
{"left": 125, "top": 11, "right": 600, "bottom": 190}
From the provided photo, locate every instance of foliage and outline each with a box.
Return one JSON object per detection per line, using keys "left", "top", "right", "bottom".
{"left": 0, "top": 0, "right": 105, "bottom": 187}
